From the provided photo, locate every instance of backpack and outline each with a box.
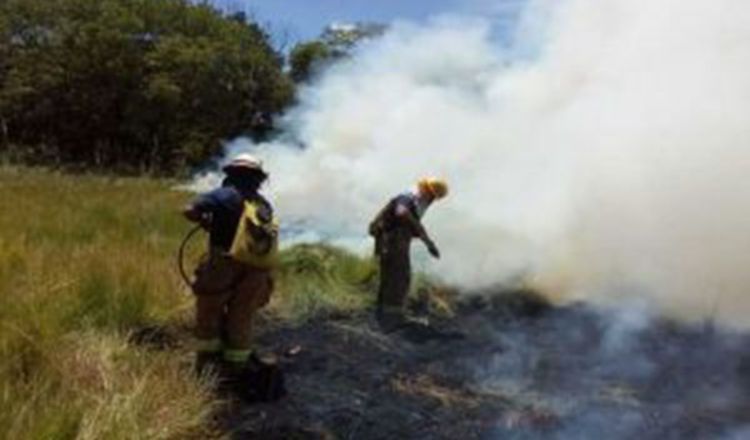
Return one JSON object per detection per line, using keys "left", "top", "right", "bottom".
{"left": 228, "top": 199, "right": 279, "bottom": 269}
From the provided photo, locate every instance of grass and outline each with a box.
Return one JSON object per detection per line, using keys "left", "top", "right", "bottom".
{"left": 0, "top": 166, "right": 214, "bottom": 439}
{"left": 272, "top": 243, "right": 378, "bottom": 322}
{"left": 0, "top": 166, "right": 379, "bottom": 439}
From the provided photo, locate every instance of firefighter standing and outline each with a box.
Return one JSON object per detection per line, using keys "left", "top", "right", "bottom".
{"left": 183, "top": 153, "right": 277, "bottom": 395}
{"left": 368, "top": 178, "right": 448, "bottom": 330}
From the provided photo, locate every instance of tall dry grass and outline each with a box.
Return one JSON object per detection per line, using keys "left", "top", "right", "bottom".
{"left": 0, "top": 166, "right": 381, "bottom": 439}
{"left": 0, "top": 167, "right": 215, "bottom": 439}
{"left": 271, "top": 243, "right": 378, "bottom": 322}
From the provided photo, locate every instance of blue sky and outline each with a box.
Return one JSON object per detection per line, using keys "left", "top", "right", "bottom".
{"left": 210, "top": 0, "right": 525, "bottom": 44}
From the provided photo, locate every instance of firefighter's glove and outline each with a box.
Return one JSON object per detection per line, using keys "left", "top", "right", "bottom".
{"left": 425, "top": 239, "right": 441, "bottom": 259}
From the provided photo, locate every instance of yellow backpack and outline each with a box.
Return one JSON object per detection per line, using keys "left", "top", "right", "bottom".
{"left": 228, "top": 200, "right": 279, "bottom": 269}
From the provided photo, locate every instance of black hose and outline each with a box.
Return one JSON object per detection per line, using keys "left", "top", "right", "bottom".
{"left": 178, "top": 224, "right": 203, "bottom": 287}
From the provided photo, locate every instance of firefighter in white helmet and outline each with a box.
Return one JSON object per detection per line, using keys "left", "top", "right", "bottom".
{"left": 183, "top": 153, "right": 280, "bottom": 400}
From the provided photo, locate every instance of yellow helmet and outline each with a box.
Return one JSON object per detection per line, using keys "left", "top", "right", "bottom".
{"left": 417, "top": 177, "right": 449, "bottom": 200}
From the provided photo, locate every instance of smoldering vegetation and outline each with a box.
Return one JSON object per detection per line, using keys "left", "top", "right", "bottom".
{"left": 233, "top": 290, "right": 750, "bottom": 439}
{"left": 467, "top": 294, "right": 750, "bottom": 439}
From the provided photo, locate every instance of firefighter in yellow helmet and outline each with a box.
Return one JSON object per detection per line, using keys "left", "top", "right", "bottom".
{"left": 368, "top": 177, "right": 448, "bottom": 330}
{"left": 182, "top": 153, "right": 280, "bottom": 400}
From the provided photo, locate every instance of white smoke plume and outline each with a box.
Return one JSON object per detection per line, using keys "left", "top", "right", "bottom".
{"left": 208, "top": 0, "right": 750, "bottom": 325}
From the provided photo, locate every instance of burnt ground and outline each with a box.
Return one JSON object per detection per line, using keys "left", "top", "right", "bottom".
{"left": 221, "top": 292, "right": 750, "bottom": 440}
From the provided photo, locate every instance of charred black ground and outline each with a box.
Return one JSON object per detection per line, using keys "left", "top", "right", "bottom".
{"left": 222, "top": 291, "right": 750, "bottom": 439}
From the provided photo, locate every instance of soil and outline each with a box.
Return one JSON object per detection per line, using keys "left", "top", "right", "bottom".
{"left": 219, "top": 291, "right": 750, "bottom": 440}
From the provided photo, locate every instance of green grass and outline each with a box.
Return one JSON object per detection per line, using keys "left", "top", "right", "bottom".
{"left": 0, "top": 166, "right": 215, "bottom": 439}
{"left": 0, "top": 166, "right": 380, "bottom": 439}
{"left": 272, "top": 243, "right": 378, "bottom": 322}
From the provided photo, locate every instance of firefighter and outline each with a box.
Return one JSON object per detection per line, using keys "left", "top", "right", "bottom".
{"left": 183, "top": 153, "right": 278, "bottom": 396}
{"left": 368, "top": 177, "right": 448, "bottom": 330}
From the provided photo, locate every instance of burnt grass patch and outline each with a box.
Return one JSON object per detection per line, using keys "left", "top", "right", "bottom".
{"left": 222, "top": 290, "right": 750, "bottom": 439}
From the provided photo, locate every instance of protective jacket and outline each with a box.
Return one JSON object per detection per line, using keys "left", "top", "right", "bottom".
{"left": 370, "top": 193, "right": 423, "bottom": 246}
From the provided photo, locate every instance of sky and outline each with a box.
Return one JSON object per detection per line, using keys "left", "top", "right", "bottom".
{"left": 210, "top": 0, "right": 525, "bottom": 44}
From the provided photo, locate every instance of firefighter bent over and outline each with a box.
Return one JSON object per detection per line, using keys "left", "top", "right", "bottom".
{"left": 368, "top": 178, "right": 448, "bottom": 330}
{"left": 183, "top": 153, "right": 279, "bottom": 397}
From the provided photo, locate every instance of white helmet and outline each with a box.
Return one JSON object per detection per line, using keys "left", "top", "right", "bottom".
{"left": 222, "top": 153, "right": 266, "bottom": 174}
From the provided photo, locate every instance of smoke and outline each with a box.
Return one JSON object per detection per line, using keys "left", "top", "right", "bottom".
{"left": 465, "top": 298, "right": 750, "bottom": 439}
{"left": 208, "top": 0, "right": 750, "bottom": 325}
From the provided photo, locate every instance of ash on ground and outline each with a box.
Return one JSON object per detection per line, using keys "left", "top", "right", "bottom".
{"left": 226, "top": 291, "right": 750, "bottom": 439}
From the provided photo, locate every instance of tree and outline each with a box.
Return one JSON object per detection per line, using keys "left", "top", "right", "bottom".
{"left": 289, "top": 40, "right": 331, "bottom": 83}
{"left": 0, "top": 0, "right": 294, "bottom": 173}
{"left": 320, "top": 22, "right": 387, "bottom": 54}
{"left": 0, "top": 12, "right": 10, "bottom": 148}
{"left": 288, "top": 22, "right": 386, "bottom": 83}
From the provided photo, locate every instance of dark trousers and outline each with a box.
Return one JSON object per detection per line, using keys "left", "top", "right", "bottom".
{"left": 377, "top": 228, "right": 413, "bottom": 315}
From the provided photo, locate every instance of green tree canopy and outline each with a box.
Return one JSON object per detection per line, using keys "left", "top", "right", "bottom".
{"left": 0, "top": 0, "right": 294, "bottom": 173}
{"left": 289, "top": 40, "right": 331, "bottom": 83}
{"left": 289, "top": 22, "right": 386, "bottom": 83}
